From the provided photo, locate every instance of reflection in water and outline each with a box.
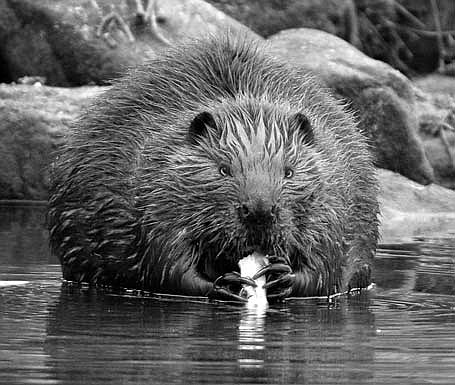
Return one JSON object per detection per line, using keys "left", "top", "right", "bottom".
{"left": 0, "top": 205, "right": 55, "bottom": 266}
{"left": 0, "top": 280, "right": 28, "bottom": 286}
{"left": 1, "top": 206, "right": 455, "bottom": 384}
{"left": 238, "top": 306, "right": 267, "bottom": 369}
{"left": 41, "top": 285, "right": 378, "bottom": 384}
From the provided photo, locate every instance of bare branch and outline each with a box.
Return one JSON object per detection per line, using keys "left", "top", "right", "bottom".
{"left": 148, "top": 0, "right": 171, "bottom": 45}
{"left": 135, "top": 0, "right": 146, "bottom": 15}
{"left": 439, "top": 126, "right": 455, "bottom": 170}
{"left": 430, "top": 0, "right": 446, "bottom": 71}
{"left": 439, "top": 121, "right": 455, "bottom": 133}
{"left": 393, "top": 1, "right": 426, "bottom": 29}
{"left": 344, "top": 0, "right": 361, "bottom": 48}
{"left": 97, "top": 11, "right": 136, "bottom": 44}
{"left": 395, "top": 24, "right": 455, "bottom": 37}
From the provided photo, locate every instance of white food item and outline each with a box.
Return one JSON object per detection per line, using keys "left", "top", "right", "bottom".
{"left": 238, "top": 252, "right": 270, "bottom": 306}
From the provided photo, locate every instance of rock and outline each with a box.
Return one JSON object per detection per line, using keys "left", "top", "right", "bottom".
{"left": 378, "top": 168, "right": 455, "bottom": 242}
{"left": 0, "top": 0, "right": 255, "bottom": 86}
{"left": 0, "top": 84, "right": 103, "bottom": 200}
{"left": 267, "top": 28, "right": 434, "bottom": 185}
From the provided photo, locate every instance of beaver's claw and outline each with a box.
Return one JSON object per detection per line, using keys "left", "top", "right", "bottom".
{"left": 208, "top": 272, "right": 256, "bottom": 302}
{"left": 253, "top": 256, "right": 295, "bottom": 301}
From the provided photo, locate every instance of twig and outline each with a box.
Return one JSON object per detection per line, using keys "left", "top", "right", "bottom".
{"left": 344, "top": 0, "right": 361, "bottom": 48}
{"left": 130, "top": 0, "right": 170, "bottom": 45}
{"left": 359, "top": 11, "right": 412, "bottom": 73}
{"left": 134, "top": 0, "right": 147, "bottom": 23}
{"left": 430, "top": 0, "right": 446, "bottom": 71}
{"left": 384, "top": 19, "right": 414, "bottom": 59}
{"left": 439, "top": 126, "right": 455, "bottom": 170}
{"left": 439, "top": 121, "right": 455, "bottom": 133}
{"left": 358, "top": 11, "right": 388, "bottom": 50}
{"left": 393, "top": 1, "right": 426, "bottom": 28}
{"left": 144, "top": 0, "right": 171, "bottom": 45}
{"left": 395, "top": 24, "right": 455, "bottom": 37}
{"left": 96, "top": 11, "right": 136, "bottom": 44}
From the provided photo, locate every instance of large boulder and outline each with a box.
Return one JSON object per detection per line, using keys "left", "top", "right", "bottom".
{"left": 0, "top": 84, "right": 103, "bottom": 200}
{"left": 268, "top": 28, "right": 435, "bottom": 185}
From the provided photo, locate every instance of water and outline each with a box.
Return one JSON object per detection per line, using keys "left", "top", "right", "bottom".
{"left": 1, "top": 205, "right": 454, "bottom": 385}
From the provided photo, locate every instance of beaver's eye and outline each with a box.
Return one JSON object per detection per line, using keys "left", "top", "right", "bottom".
{"left": 284, "top": 167, "right": 294, "bottom": 179}
{"left": 219, "top": 164, "right": 231, "bottom": 177}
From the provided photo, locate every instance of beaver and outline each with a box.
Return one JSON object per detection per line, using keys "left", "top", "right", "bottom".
{"left": 48, "top": 34, "right": 379, "bottom": 301}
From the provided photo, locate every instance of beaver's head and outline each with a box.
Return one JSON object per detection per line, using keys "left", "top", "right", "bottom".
{"left": 186, "top": 98, "right": 330, "bottom": 270}
{"left": 141, "top": 98, "right": 333, "bottom": 278}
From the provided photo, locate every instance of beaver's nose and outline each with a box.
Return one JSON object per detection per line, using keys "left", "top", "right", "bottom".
{"left": 239, "top": 199, "right": 279, "bottom": 226}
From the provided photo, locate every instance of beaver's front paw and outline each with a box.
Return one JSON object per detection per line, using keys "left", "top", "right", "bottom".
{"left": 208, "top": 272, "right": 256, "bottom": 302}
{"left": 253, "top": 256, "right": 295, "bottom": 301}
{"left": 347, "top": 263, "right": 371, "bottom": 291}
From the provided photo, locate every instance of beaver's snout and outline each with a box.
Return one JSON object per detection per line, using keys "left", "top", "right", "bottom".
{"left": 238, "top": 198, "right": 279, "bottom": 227}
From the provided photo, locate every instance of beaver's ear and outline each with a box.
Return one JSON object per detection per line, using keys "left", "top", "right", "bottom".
{"left": 291, "top": 112, "right": 313, "bottom": 145}
{"left": 188, "top": 111, "right": 217, "bottom": 145}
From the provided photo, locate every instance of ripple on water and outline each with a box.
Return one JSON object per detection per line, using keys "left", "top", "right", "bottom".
{"left": 1, "top": 206, "right": 455, "bottom": 384}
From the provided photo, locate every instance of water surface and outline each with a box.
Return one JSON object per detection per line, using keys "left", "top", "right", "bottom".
{"left": 1, "top": 205, "right": 454, "bottom": 384}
